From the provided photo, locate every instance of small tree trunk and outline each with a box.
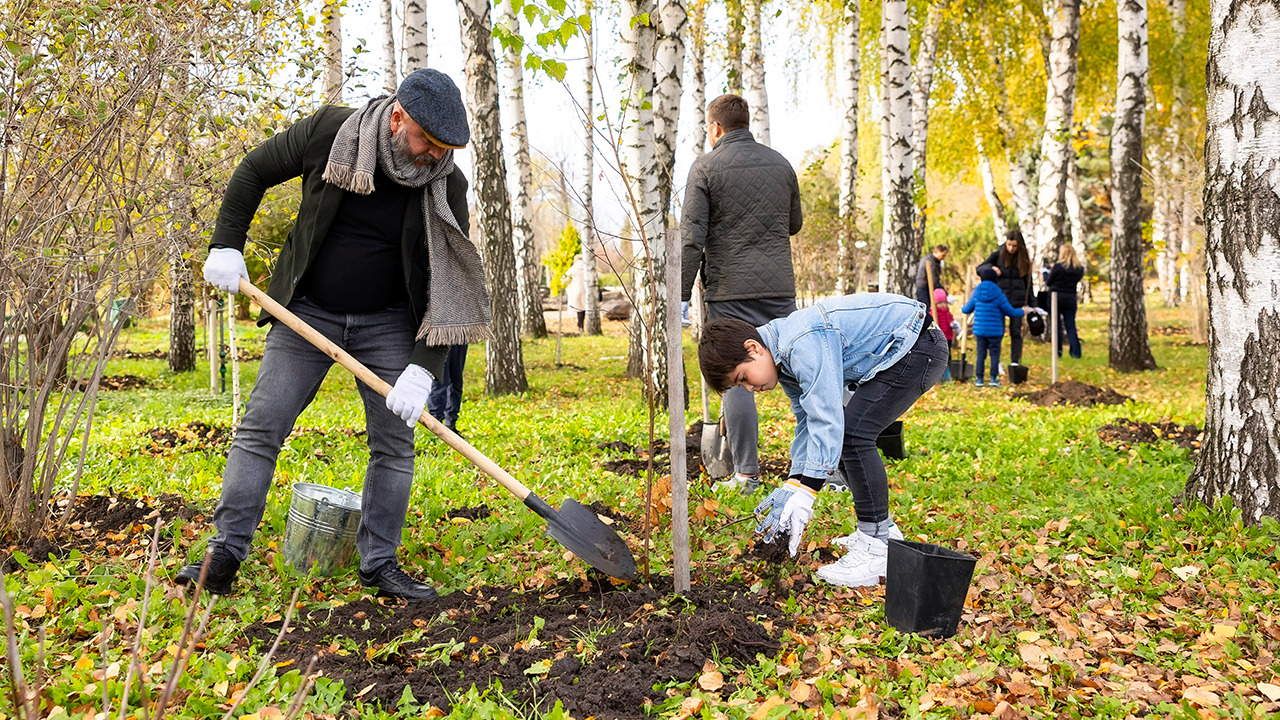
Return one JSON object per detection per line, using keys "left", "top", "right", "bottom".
{"left": 836, "top": 0, "right": 859, "bottom": 294}
{"left": 742, "top": 0, "right": 769, "bottom": 145}
{"left": 877, "top": 0, "right": 916, "bottom": 297}
{"left": 724, "top": 0, "right": 744, "bottom": 94}
{"left": 581, "top": 3, "right": 602, "bottom": 336}
{"left": 167, "top": 62, "right": 196, "bottom": 373}
{"left": 403, "top": 0, "right": 428, "bottom": 73}
{"left": 323, "top": 0, "right": 343, "bottom": 104}
{"left": 976, "top": 144, "right": 1009, "bottom": 241}
{"left": 1107, "top": 0, "right": 1156, "bottom": 372}
{"left": 1031, "top": 0, "right": 1081, "bottom": 269}
{"left": 654, "top": 0, "right": 687, "bottom": 221}
{"left": 910, "top": 2, "right": 943, "bottom": 248}
{"left": 380, "top": 0, "right": 398, "bottom": 93}
{"left": 689, "top": 0, "right": 708, "bottom": 158}
{"left": 1065, "top": 149, "right": 1091, "bottom": 302}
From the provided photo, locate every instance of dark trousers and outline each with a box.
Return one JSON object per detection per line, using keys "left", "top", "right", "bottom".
{"left": 1007, "top": 315, "right": 1023, "bottom": 363}
{"left": 842, "top": 327, "right": 949, "bottom": 526}
{"left": 975, "top": 335, "right": 1002, "bottom": 380}
{"left": 427, "top": 344, "right": 468, "bottom": 426}
{"left": 575, "top": 310, "right": 585, "bottom": 332}
{"left": 1057, "top": 296, "right": 1081, "bottom": 358}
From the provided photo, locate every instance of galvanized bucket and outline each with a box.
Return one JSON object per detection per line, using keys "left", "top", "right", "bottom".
{"left": 282, "top": 483, "right": 362, "bottom": 577}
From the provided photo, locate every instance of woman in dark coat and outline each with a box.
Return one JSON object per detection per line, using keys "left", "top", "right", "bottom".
{"left": 977, "top": 230, "right": 1033, "bottom": 365}
{"left": 1044, "top": 243, "right": 1085, "bottom": 358}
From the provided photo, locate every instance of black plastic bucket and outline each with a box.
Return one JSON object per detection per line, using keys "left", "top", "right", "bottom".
{"left": 885, "top": 539, "right": 977, "bottom": 638}
{"left": 876, "top": 420, "right": 905, "bottom": 460}
{"left": 1008, "top": 364, "right": 1029, "bottom": 384}
{"left": 948, "top": 358, "right": 972, "bottom": 382}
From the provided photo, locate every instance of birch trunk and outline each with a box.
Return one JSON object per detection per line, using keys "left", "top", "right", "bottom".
{"left": 976, "top": 145, "right": 1009, "bottom": 241}
{"left": 457, "top": 0, "right": 528, "bottom": 394}
{"left": 742, "top": 0, "right": 769, "bottom": 145}
{"left": 323, "top": 0, "right": 343, "bottom": 103}
{"left": 1065, "top": 148, "right": 1091, "bottom": 302}
{"left": 689, "top": 0, "right": 708, "bottom": 158}
{"left": 725, "top": 0, "right": 744, "bottom": 94}
{"left": 1031, "top": 0, "right": 1081, "bottom": 268}
{"left": 910, "top": 3, "right": 943, "bottom": 247}
{"left": 1108, "top": 0, "right": 1157, "bottom": 372}
{"left": 380, "top": 0, "right": 397, "bottom": 93}
{"left": 654, "top": 0, "right": 687, "bottom": 220}
{"left": 497, "top": 0, "right": 547, "bottom": 338}
{"left": 1184, "top": 0, "right": 1280, "bottom": 522}
{"left": 622, "top": 0, "right": 668, "bottom": 406}
{"left": 878, "top": 0, "right": 916, "bottom": 297}
{"left": 1009, "top": 154, "right": 1037, "bottom": 240}
{"left": 581, "top": 1, "right": 602, "bottom": 335}
{"left": 1154, "top": 177, "right": 1180, "bottom": 305}
{"left": 983, "top": 22, "right": 1034, "bottom": 240}
{"left": 836, "top": 0, "right": 859, "bottom": 294}
{"left": 403, "top": 0, "right": 428, "bottom": 73}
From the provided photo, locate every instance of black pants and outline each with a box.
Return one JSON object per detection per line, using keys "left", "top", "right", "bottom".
{"left": 427, "top": 344, "right": 468, "bottom": 426}
{"left": 1007, "top": 315, "right": 1023, "bottom": 363}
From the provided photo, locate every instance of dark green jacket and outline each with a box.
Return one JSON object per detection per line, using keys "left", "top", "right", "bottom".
{"left": 211, "top": 105, "right": 470, "bottom": 377}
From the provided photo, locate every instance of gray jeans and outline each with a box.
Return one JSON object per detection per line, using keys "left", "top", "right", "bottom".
{"left": 211, "top": 297, "right": 418, "bottom": 575}
{"left": 707, "top": 297, "right": 797, "bottom": 476}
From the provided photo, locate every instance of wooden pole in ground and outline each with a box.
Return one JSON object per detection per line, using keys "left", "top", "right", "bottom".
{"left": 1051, "top": 291, "right": 1059, "bottom": 383}
{"left": 206, "top": 294, "right": 217, "bottom": 394}
{"left": 924, "top": 256, "right": 939, "bottom": 324}
{"left": 227, "top": 292, "right": 241, "bottom": 426}
{"left": 665, "top": 229, "right": 689, "bottom": 593}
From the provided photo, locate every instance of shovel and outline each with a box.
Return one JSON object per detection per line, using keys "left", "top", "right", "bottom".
{"left": 239, "top": 279, "right": 637, "bottom": 581}
{"left": 695, "top": 293, "right": 733, "bottom": 479}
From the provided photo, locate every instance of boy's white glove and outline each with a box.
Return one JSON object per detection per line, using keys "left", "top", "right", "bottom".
{"left": 950, "top": 320, "right": 960, "bottom": 332}
{"left": 202, "top": 248, "right": 249, "bottom": 294}
{"left": 386, "top": 364, "right": 434, "bottom": 427}
{"left": 753, "top": 481, "right": 817, "bottom": 557}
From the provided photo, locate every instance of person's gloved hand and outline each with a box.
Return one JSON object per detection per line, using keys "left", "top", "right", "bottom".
{"left": 386, "top": 364, "right": 434, "bottom": 427}
{"left": 753, "top": 480, "right": 817, "bottom": 557}
{"left": 202, "top": 247, "right": 249, "bottom": 294}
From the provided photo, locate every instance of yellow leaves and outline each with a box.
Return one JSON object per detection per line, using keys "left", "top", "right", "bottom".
{"left": 74, "top": 656, "right": 94, "bottom": 672}
{"left": 1171, "top": 565, "right": 1201, "bottom": 581}
{"left": 1182, "top": 685, "right": 1221, "bottom": 707}
{"left": 748, "top": 695, "right": 788, "bottom": 720}
{"left": 1018, "top": 643, "right": 1049, "bottom": 671}
{"left": 1257, "top": 682, "right": 1280, "bottom": 702}
{"left": 697, "top": 660, "right": 724, "bottom": 692}
{"left": 1015, "top": 630, "right": 1041, "bottom": 643}
{"left": 422, "top": 708, "right": 446, "bottom": 719}
{"left": 353, "top": 682, "right": 377, "bottom": 699}
{"left": 674, "top": 697, "right": 704, "bottom": 719}
{"left": 787, "top": 678, "right": 811, "bottom": 703}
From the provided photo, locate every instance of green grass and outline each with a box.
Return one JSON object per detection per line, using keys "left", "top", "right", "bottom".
{"left": 5, "top": 297, "right": 1278, "bottom": 720}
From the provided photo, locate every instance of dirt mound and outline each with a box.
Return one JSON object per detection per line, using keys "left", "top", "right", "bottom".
{"left": 601, "top": 433, "right": 702, "bottom": 479}
{"left": 1012, "top": 380, "right": 1130, "bottom": 407}
{"left": 244, "top": 577, "right": 782, "bottom": 719}
{"left": 1097, "top": 418, "right": 1202, "bottom": 450}
{"left": 75, "top": 374, "right": 149, "bottom": 391}
{"left": 444, "top": 505, "right": 492, "bottom": 522}
{"left": 144, "top": 421, "right": 232, "bottom": 455}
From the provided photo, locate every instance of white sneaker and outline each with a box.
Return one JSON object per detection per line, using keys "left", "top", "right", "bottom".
{"left": 832, "top": 523, "right": 903, "bottom": 551}
{"left": 817, "top": 531, "right": 889, "bottom": 588}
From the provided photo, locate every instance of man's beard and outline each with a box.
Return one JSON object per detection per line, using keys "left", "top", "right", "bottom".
{"left": 391, "top": 124, "right": 437, "bottom": 167}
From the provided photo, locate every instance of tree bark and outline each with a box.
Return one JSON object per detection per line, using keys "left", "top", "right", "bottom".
{"left": 1065, "top": 148, "right": 1091, "bottom": 302}
{"left": 742, "top": 0, "right": 769, "bottom": 145}
{"left": 403, "top": 0, "right": 428, "bottom": 73}
{"left": 1031, "top": 0, "right": 1081, "bottom": 270}
{"left": 976, "top": 143, "right": 1009, "bottom": 241}
{"left": 836, "top": 0, "right": 859, "bottom": 294}
{"left": 654, "top": 0, "right": 687, "bottom": 223}
{"left": 323, "top": 0, "right": 343, "bottom": 104}
{"left": 380, "top": 0, "right": 398, "bottom": 93}
{"left": 1108, "top": 0, "right": 1157, "bottom": 372}
{"left": 167, "top": 63, "right": 196, "bottom": 373}
{"left": 497, "top": 0, "right": 547, "bottom": 339}
{"left": 581, "top": 0, "right": 602, "bottom": 335}
{"left": 1184, "top": 0, "right": 1280, "bottom": 522}
{"left": 689, "top": 0, "right": 708, "bottom": 158}
{"left": 457, "top": 0, "right": 528, "bottom": 395}
{"left": 910, "top": 2, "right": 943, "bottom": 249}
{"left": 877, "top": 0, "right": 916, "bottom": 297}
{"left": 725, "top": 0, "right": 744, "bottom": 94}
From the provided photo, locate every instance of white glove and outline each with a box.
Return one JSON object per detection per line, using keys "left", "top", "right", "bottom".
{"left": 753, "top": 481, "right": 817, "bottom": 557}
{"left": 386, "top": 364, "right": 434, "bottom": 427}
{"left": 203, "top": 247, "right": 249, "bottom": 294}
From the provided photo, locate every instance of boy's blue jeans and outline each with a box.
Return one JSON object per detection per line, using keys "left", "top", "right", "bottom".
{"left": 975, "top": 335, "right": 1002, "bottom": 380}
{"left": 428, "top": 344, "right": 468, "bottom": 426}
{"left": 842, "top": 327, "right": 949, "bottom": 529}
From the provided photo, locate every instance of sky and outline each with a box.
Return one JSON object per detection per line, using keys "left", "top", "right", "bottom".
{"left": 337, "top": 0, "right": 845, "bottom": 238}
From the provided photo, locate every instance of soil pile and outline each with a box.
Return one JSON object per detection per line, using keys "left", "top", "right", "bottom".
{"left": 244, "top": 578, "right": 782, "bottom": 719}
{"left": 144, "top": 421, "right": 232, "bottom": 454}
{"left": 1012, "top": 381, "right": 1130, "bottom": 407}
{"left": 1097, "top": 418, "right": 1201, "bottom": 450}
{"left": 444, "top": 505, "right": 492, "bottom": 521}
{"left": 599, "top": 430, "right": 702, "bottom": 479}
{"left": 75, "top": 374, "right": 149, "bottom": 391}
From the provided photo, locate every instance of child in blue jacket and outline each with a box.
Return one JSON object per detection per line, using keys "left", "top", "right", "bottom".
{"left": 962, "top": 266, "right": 1025, "bottom": 388}
{"left": 698, "top": 295, "right": 948, "bottom": 588}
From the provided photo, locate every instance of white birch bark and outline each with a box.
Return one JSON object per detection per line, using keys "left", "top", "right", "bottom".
{"left": 836, "top": 0, "right": 859, "bottom": 294}
{"left": 403, "top": 0, "right": 428, "bottom": 73}
{"left": 380, "top": 0, "right": 397, "bottom": 93}
{"left": 1065, "top": 148, "right": 1091, "bottom": 301}
{"left": 1108, "top": 0, "right": 1157, "bottom": 372}
{"left": 1009, "top": 153, "right": 1037, "bottom": 240}
{"left": 742, "top": 0, "right": 769, "bottom": 145}
{"left": 457, "top": 0, "right": 528, "bottom": 394}
{"left": 878, "top": 0, "right": 916, "bottom": 297}
{"left": 581, "top": 0, "right": 602, "bottom": 335}
{"left": 1185, "top": 0, "right": 1280, "bottom": 522}
{"left": 1154, "top": 178, "right": 1179, "bottom": 305}
{"left": 983, "top": 22, "right": 1034, "bottom": 241}
{"left": 976, "top": 143, "right": 1009, "bottom": 241}
{"left": 654, "top": 0, "right": 687, "bottom": 221}
{"left": 621, "top": 0, "right": 668, "bottom": 405}
{"left": 1031, "top": 0, "right": 1081, "bottom": 268}
{"left": 725, "top": 0, "right": 744, "bottom": 94}
{"left": 689, "top": 0, "right": 708, "bottom": 158}
{"left": 322, "top": 0, "right": 343, "bottom": 103}
{"left": 910, "top": 2, "right": 943, "bottom": 247}
{"left": 496, "top": 0, "right": 547, "bottom": 338}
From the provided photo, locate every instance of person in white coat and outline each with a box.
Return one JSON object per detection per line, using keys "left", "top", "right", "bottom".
{"left": 565, "top": 256, "right": 588, "bottom": 332}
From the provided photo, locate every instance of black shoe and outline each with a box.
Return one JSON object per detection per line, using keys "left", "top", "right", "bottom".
{"left": 175, "top": 546, "right": 240, "bottom": 595}
{"left": 359, "top": 564, "right": 439, "bottom": 601}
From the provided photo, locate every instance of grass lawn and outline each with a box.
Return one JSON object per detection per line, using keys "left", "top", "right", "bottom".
{"left": 4, "top": 296, "right": 1279, "bottom": 720}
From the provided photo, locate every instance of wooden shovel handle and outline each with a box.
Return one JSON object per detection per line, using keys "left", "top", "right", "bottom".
{"left": 239, "top": 279, "right": 533, "bottom": 502}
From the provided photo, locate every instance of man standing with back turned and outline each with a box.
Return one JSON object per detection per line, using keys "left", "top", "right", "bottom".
{"left": 681, "top": 93, "right": 803, "bottom": 494}
{"left": 177, "top": 69, "right": 492, "bottom": 601}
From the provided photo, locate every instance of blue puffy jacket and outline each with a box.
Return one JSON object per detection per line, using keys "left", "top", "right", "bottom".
{"left": 962, "top": 281, "right": 1024, "bottom": 337}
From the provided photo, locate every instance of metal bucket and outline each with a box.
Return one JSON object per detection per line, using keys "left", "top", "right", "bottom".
{"left": 282, "top": 483, "right": 362, "bottom": 577}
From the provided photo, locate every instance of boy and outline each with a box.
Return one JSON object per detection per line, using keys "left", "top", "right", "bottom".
{"left": 961, "top": 267, "right": 1025, "bottom": 388}
{"left": 698, "top": 294, "right": 948, "bottom": 587}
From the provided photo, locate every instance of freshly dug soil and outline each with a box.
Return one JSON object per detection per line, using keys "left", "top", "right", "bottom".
{"left": 144, "top": 421, "right": 233, "bottom": 454}
{"left": 444, "top": 505, "right": 492, "bottom": 521}
{"left": 75, "top": 374, "right": 150, "bottom": 391}
{"left": 244, "top": 577, "right": 783, "bottom": 719}
{"left": 1097, "top": 418, "right": 1202, "bottom": 450}
{"left": 1012, "top": 380, "right": 1130, "bottom": 407}
{"left": 600, "top": 431, "right": 702, "bottom": 479}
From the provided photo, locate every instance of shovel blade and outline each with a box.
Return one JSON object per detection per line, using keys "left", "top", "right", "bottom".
{"left": 527, "top": 494, "right": 637, "bottom": 580}
{"left": 701, "top": 419, "right": 733, "bottom": 479}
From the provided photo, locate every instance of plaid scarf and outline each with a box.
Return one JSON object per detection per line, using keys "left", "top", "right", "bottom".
{"left": 323, "top": 96, "right": 492, "bottom": 345}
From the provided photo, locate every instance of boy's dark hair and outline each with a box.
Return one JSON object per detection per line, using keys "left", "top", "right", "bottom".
{"left": 698, "top": 318, "right": 762, "bottom": 393}
{"left": 979, "top": 266, "right": 998, "bottom": 282}
{"left": 933, "top": 244, "right": 949, "bottom": 253}
{"left": 707, "top": 94, "right": 750, "bottom": 132}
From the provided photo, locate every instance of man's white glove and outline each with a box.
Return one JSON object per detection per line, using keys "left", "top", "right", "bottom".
{"left": 753, "top": 480, "right": 817, "bottom": 557}
{"left": 386, "top": 364, "right": 434, "bottom": 427}
{"left": 203, "top": 248, "right": 249, "bottom": 294}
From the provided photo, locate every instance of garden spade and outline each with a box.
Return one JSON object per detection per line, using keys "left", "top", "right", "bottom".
{"left": 239, "top": 280, "right": 638, "bottom": 581}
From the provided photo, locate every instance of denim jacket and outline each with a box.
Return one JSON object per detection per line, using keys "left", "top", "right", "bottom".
{"left": 757, "top": 294, "right": 928, "bottom": 478}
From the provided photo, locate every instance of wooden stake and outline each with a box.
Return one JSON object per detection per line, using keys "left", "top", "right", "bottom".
{"left": 665, "top": 229, "right": 690, "bottom": 593}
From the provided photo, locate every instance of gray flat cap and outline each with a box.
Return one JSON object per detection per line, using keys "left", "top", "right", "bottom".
{"left": 397, "top": 69, "right": 469, "bottom": 149}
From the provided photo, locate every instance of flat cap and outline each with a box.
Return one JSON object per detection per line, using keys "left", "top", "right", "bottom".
{"left": 397, "top": 69, "right": 469, "bottom": 149}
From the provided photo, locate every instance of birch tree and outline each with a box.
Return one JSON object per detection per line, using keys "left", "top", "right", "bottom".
{"left": 742, "top": 0, "right": 770, "bottom": 145}
{"left": 323, "top": 0, "right": 343, "bottom": 103}
{"left": 878, "top": 0, "right": 916, "bottom": 297}
{"left": 580, "top": 0, "right": 602, "bottom": 335}
{"left": 836, "top": 0, "right": 859, "bottom": 294}
{"left": 380, "top": 0, "right": 398, "bottom": 93}
{"left": 1030, "top": 0, "right": 1081, "bottom": 268}
{"left": 497, "top": 0, "right": 548, "bottom": 338}
{"left": 910, "top": 2, "right": 943, "bottom": 247}
{"left": 458, "top": 0, "right": 528, "bottom": 394}
{"left": 1108, "top": 0, "right": 1157, "bottom": 372}
{"left": 976, "top": 144, "right": 1010, "bottom": 241}
{"left": 404, "top": 0, "right": 428, "bottom": 73}
{"left": 654, "top": 0, "right": 687, "bottom": 220}
{"left": 689, "top": 0, "right": 708, "bottom": 158}
{"left": 167, "top": 63, "right": 196, "bottom": 373}
{"left": 725, "top": 0, "right": 745, "bottom": 93}
{"left": 1183, "top": 0, "right": 1280, "bottom": 522}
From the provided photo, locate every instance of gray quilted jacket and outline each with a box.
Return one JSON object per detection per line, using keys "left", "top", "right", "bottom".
{"left": 680, "top": 129, "right": 803, "bottom": 303}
